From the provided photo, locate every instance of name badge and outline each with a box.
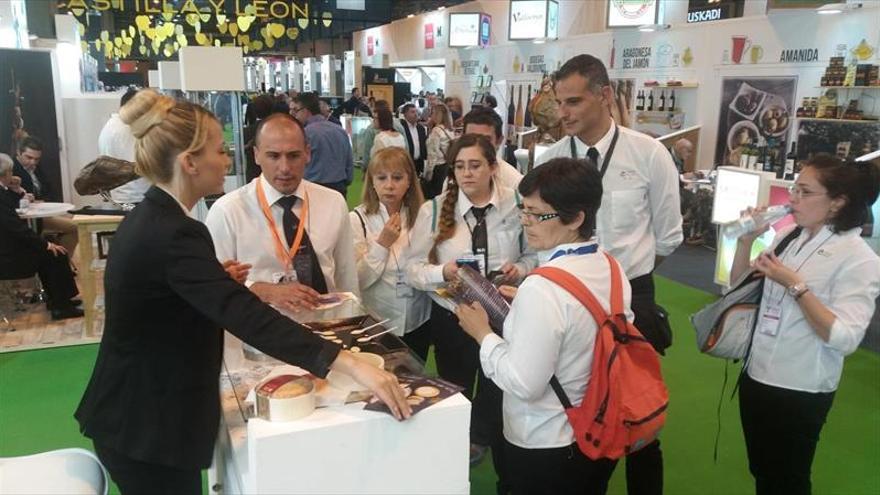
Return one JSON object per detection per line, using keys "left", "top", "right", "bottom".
{"left": 757, "top": 305, "right": 782, "bottom": 337}
{"left": 272, "top": 270, "right": 298, "bottom": 284}
{"left": 396, "top": 271, "right": 413, "bottom": 298}
{"left": 457, "top": 253, "right": 485, "bottom": 275}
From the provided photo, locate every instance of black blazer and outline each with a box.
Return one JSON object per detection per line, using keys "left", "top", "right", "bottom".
{"left": 399, "top": 119, "right": 427, "bottom": 162}
{"left": 0, "top": 188, "right": 46, "bottom": 279}
{"left": 74, "top": 187, "right": 341, "bottom": 470}
{"left": 13, "top": 158, "right": 55, "bottom": 201}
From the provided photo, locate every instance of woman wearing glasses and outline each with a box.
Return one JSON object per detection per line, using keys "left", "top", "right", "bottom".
{"left": 407, "top": 134, "right": 535, "bottom": 480}
{"left": 730, "top": 154, "right": 880, "bottom": 495}
{"left": 456, "top": 157, "right": 625, "bottom": 494}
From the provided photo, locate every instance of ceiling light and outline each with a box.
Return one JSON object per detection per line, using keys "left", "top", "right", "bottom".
{"left": 638, "top": 23, "right": 671, "bottom": 32}
{"left": 533, "top": 39, "right": 546, "bottom": 44}
{"left": 816, "top": 2, "right": 862, "bottom": 14}
{"left": 439, "top": 6, "right": 446, "bottom": 10}
{"left": 407, "top": 14, "right": 414, "bottom": 18}
{"left": 28, "top": 34, "right": 38, "bottom": 40}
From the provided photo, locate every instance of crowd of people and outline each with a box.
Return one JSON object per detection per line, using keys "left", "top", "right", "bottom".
{"left": 3, "top": 52, "right": 877, "bottom": 495}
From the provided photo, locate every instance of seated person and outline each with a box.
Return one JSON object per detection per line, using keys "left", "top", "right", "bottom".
{"left": 12, "top": 135, "right": 79, "bottom": 257}
{"left": 205, "top": 113, "right": 358, "bottom": 312}
{"left": 0, "top": 153, "right": 81, "bottom": 320}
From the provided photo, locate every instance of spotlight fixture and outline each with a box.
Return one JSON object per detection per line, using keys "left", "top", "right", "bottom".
{"left": 816, "top": 2, "right": 862, "bottom": 14}
{"left": 407, "top": 14, "right": 414, "bottom": 18}
{"left": 638, "top": 23, "right": 671, "bottom": 32}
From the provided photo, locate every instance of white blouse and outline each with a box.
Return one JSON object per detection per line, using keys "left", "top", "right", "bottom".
{"left": 480, "top": 241, "right": 634, "bottom": 448}
{"left": 748, "top": 225, "right": 880, "bottom": 393}
{"left": 405, "top": 185, "right": 536, "bottom": 312}
{"left": 425, "top": 125, "right": 454, "bottom": 177}
{"left": 370, "top": 131, "right": 407, "bottom": 158}
{"left": 349, "top": 204, "right": 430, "bottom": 336}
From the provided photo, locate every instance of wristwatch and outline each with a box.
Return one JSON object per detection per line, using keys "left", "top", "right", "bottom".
{"left": 788, "top": 282, "right": 809, "bottom": 300}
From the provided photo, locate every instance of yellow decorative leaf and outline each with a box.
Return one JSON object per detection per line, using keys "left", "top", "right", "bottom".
{"left": 286, "top": 28, "right": 299, "bottom": 40}
{"left": 114, "top": 37, "right": 122, "bottom": 48}
{"left": 251, "top": 40, "right": 263, "bottom": 50}
{"left": 265, "top": 36, "right": 275, "bottom": 48}
{"left": 195, "top": 32, "right": 208, "bottom": 45}
{"left": 128, "top": 25, "right": 135, "bottom": 37}
{"left": 175, "top": 24, "right": 184, "bottom": 36}
{"left": 216, "top": 14, "right": 227, "bottom": 25}
{"left": 177, "top": 34, "right": 188, "bottom": 47}
{"left": 237, "top": 15, "right": 255, "bottom": 33}
{"left": 135, "top": 15, "right": 151, "bottom": 32}
{"left": 322, "top": 12, "right": 333, "bottom": 28}
{"left": 269, "top": 23, "right": 285, "bottom": 38}
{"left": 228, "top": 22, "right": 238, "bottom": 37}
{"left": 297, "top": 18, "right": 308, "bottom": 29}
{"left": 139, "top": 45, "right": 146, "bottom": 55}
{"left": 217, "top": 21, "right": 228, "bottom": 34}
{"left": 78, "top": 23, "right": 86, "bottom": 36}
{"left": 164, "top": 45, "right": 172, "bottom": 57}
{"left": 100, "top": 30, "right": 109, "bottom": 42}
{"left": 215, "top": 39, "right": 222, "bottom": 47}
{"left": 243, "top": 44, "right": 250, "bottom": 54}
{"left": 244, "top": 5, "right": 257, "bottom": 15}
{"left": 145, "top": 27, "right": 156, "bottom": 40}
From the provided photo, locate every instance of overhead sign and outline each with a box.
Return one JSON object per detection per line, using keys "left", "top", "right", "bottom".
{"left": 687, "top": 0, "right": 744, "bottom": 23}
{"left": 479, "top": 14, "right": 491, "bottom": 47}
{"left": 425, "top": 23, "right": 435, "bottom": 49}
{"left": 509, "top": 0, "right": 558, "bottom": 40}
{"left": 606, "top": 0, "right": 658, "bottom": 28}
{"left": 449, "top": 13, "right": 480, "bottom": 47}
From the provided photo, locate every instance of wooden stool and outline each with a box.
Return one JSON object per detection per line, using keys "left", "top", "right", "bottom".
{"left": 72, "top": 215, "right": 124, "bottom": 337}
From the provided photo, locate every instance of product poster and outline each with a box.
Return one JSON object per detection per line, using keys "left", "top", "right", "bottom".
{"left": 714, "top": 76, "right": 797, "bottom": 167}
{"left": 0, "top": 49, "right": 63, "bottom": 202}
{"left": 794, "top": 119, "right": 880, "bottom": 161}
{"left": 610, "top": 78, "right": 634, "bottom": 128}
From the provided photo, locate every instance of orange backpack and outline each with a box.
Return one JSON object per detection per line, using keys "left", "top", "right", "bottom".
{"left": 531, "top": 253, "right": 668, "bottom": 460}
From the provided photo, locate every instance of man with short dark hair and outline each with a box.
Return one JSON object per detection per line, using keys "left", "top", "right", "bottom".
{"left": 535, "top": 53, "right": 682, "bottom": 495}
{"left": 340, "top": 87, "right": 372, "bottom": 116}
{"left": 98, "top": 87, "right": 150, "bottom": 204}
{"left": 399, "top": 103, "right": 428, "bottom": 175}
{"left": 13, "top": 135, "right": 79, "bottom": 256}
{"left": 291, "top": 92, "right": 354, "bottom": 198}
{"left": 206, "top": 113, "right": 358, "bottom": 310}
{"left": 459, "top": 107, "right": 522, "bottom": 189}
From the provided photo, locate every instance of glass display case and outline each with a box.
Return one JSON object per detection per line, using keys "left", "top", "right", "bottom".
{"left": 341, "top": 115, "right": 375, "bottom": 168}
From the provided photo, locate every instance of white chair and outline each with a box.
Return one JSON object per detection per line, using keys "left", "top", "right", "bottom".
{"left": 0, "top": 448, "right": 108, "bottom": 495}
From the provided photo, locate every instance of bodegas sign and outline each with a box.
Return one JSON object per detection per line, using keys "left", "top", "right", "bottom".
{"left": 58, "top": 0, "right": 311, "bottom": 19}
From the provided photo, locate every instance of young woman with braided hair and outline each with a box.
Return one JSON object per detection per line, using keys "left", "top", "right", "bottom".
{"left": 406, "top": 133, "right": 535, "bottom": 484}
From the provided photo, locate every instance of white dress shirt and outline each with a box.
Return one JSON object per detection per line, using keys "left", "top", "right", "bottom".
{"left": 405, "top": 121, "right": 423, "bottom": 160}
{"left": 480, "top": 241, "right": 634, "bottom": 448}
{"left": 406, "top": 184, "right": 536, "bottom": 312}
{"left": 97, "top": 113, "right": 151, "bottom": 204}
{"left": 748, "top": 225, "right": 880, "bottom": 393}
{"left": 205, "top": 176, "right": 359, "bottom": 294}
{"left": 425, "top": 125, "right": 454, "bottom": 178}
{"left": 535, "top": 123, "right": 683, "bottom": 279}
{"left": 349, "top": 204, "right": 430, "bottom": 336}
{"left": 370, "top": 131, "right": 407, "bottom": 158}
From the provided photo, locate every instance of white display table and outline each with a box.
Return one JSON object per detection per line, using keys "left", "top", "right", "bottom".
{"left": 210, "top": 300, "right": 471, "bottom": 494}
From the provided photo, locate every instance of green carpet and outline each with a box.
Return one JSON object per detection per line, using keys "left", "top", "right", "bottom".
{"left": 1, "top": 276, "right": 877, "bottom": 494}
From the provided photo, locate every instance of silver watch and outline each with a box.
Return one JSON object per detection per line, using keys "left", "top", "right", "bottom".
{"left": 788, "top": 282, "right": 808, "bottom": 299}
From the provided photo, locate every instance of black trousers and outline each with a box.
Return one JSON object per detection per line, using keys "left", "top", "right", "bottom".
{"left": 401, "top": 319, "right": 432, "bottom": 362}
{"left": 624, "top": 273, "right": 665, "bottom": 495}
{"left": 739, "top": 374, "right": 835, "bottom": 495}
{"left": 428, "top": 301, "right": 480, "bottom": 398}
{"left": 3, "top": 249, "right": 78, "bottom": 310}
{"left": 94, "top": 442, "right": 202, "bottom": 495}
{"left": 422, "top": 164, "right": 448, "bottom": 200}
{"left": 505, "top": 441, "right": 617, "bottom": 495}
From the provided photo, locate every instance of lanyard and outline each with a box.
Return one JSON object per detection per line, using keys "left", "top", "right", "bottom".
{"left": 569, "top": 125, "right": 620, "bottom": 179}
{"left": 549, "top": 243, "right": 599, "bottom": 261}
{"left": 255, "top": 179, "right": 309, "bottom": 270}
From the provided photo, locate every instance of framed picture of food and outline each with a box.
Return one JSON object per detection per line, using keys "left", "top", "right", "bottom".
{"left": 714, "top": 76, "right": 798, "bottom": 167}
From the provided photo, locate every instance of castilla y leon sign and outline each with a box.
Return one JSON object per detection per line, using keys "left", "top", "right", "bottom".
{"left": 58, "top": 0, "right": 310, "bottom": 19}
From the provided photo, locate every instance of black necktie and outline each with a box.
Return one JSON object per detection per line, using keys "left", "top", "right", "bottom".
{"left": 470, "top": 205, "right": 491, "bottom": 275}
{"left": 276, "top": 195, "right": 328, "bottom": 293}
{"left": 587, "top": 147, "right": 600, "bottom": 169}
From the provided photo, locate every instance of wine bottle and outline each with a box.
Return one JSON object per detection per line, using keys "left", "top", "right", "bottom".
{"left": 659, "top": 90, "right": 666, "bottom": 112}
{"left": 507, "top": 86, "right": 516, "bottom": 143}
{"left": 784, "top": 141, "right": 797, "bottom": 180}
{"left": 669, "top": 90, "right": 676, "bottom": 112}
{"left": 514, "top": 85, "right": 524, "bottom": 129}
{"left": 647, "top": 90, "right": 654, "bottom": 111}
{"left": 523, "top": 84, "right": 533, "bottom": 127}
{"left": 635, "top": 90, "right": 643, "bottom": 111}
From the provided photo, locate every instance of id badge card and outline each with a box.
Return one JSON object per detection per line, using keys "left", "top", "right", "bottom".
{"left": 272, "top": 270, "right": 298, "bottom": 284}
{"left": 396, "top": 271, "right": 413, "bottom": 297}
{"left": 457, "top": 252, "right": 486, "bottom": 275}
{"left": 757, "top": 305, "right": 782, "bottom": 337}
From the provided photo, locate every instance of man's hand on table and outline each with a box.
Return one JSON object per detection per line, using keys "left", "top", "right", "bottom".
{"left": 251, "top": 281, "right": 321, "bottom": 312}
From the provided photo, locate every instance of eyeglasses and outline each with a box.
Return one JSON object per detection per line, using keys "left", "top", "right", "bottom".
{"left": 517, "top": 204, "right": 560, "bottom": 223}
{"left": 291, "top": 106, "right": 304, "bottom": 114}
{"left": 787, "top": 185, "right": 826, "bottom": 200}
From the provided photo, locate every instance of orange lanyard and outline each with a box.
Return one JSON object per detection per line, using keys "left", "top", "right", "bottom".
{"left": 255, "top": 179, "right": 309, "bottom": 270}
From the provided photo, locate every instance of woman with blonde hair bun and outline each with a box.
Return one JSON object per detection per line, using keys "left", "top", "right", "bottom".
{"left": 75, "top": 90, "right": 411, "bottom": 494}
{"left": 350, "top": 147, "right": 430, "bottom": 357}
